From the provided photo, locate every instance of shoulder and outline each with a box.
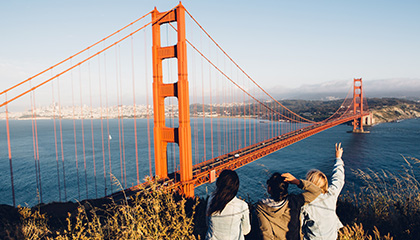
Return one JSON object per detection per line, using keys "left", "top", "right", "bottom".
{"left": 231, "top": 196, "right": 248, "bottom": 208}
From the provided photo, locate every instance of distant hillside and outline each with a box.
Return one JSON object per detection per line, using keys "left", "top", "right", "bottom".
{"left": 366, "top": 98, "right": 420, "bottom": 124}
{"left": 275, "top": 98, "right": 420, "bottom": 123}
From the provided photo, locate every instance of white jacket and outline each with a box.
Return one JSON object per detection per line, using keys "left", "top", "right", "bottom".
{"left": 301, "top": 158, "right": 345, "bottom": 240}
{"left": 206, "top": 196, "right": 251, "bottom": 240}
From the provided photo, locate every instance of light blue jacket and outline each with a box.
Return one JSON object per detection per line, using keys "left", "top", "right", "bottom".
{"left": 206, "top": 196, "right": 251, "bottom": 240}
{"left": 301, "top": 158, "right": 345, "bottom": 240}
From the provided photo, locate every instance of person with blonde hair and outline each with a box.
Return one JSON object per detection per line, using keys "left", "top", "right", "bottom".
{"left": 301, "top": 143, "right": 345, "bottom": 240}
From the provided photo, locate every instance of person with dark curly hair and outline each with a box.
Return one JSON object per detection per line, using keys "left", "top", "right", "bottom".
{"left": 256, "top": 172, "right": 321, "bottom": 240}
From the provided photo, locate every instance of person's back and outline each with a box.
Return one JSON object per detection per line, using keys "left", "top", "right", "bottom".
{"left": 206, "top": 196, "right": 250, "bottom": 240}
{"left": 206, "top": 170, "right": 251, "bottom": 240}
{"left": 256, "top": 173, "right": 321, "bottom": 240}
{"left": 301, "top": 143, "right": 345, "bottom": 240}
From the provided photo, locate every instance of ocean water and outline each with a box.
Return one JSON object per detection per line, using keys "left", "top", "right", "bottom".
{"left": 0, "top": 118, "right": 419, "bottom": 206}
{"left": 197, "top": 118, "right": 420, "bottom": 201}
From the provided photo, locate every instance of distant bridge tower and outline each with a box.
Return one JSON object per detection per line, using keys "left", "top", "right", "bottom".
{"left": 353, "top": 78, "right": 365, "bottom": 132}
{"left": 151, "top": 3, "right": 194, "bottom": 197}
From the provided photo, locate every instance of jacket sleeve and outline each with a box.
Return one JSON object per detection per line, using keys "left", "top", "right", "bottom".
{"left": 328, "top": 157, "right": 345, "bottom": 197}
{"left": 255, "top": 203, "right": 274, "bottom": 240}
{"left": 241, "top": 203, "right": 251, "bottom": 236}
{"left": 299, "top": 179, "right": 322, "bottom": 206}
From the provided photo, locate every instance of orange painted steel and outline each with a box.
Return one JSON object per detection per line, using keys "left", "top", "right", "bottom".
{"left": 184, "top": 38, "right": 304, "bottom": 124}
{"left": 353, "top": 78, "right": 364, "bottom": 132}
{"left": 0, "top": 13, "right": 158, "bottom": 109}
{"left": 148, "top": 113, "right": 370, "bottom": 195}
{"left": 152, "top": 3, "right": 194, "bottom": 197}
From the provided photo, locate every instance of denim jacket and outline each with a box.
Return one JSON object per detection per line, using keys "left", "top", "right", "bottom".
{"left": 206, "top": 196, "right": 251, "bottom": 240}
{"left": 301, "top": 158, "right": 345, "bottom": 240}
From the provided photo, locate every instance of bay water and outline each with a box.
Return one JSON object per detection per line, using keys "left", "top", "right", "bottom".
{"left": 1, "top": 118, "right": 419, "bottom": 206}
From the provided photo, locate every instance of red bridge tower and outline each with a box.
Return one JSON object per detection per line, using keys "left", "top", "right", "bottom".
{"left": 353, "top": 78, "right": 365, "bottom": 132}
{"left": 151, "top": 3, "right": 194, "bottom": 197}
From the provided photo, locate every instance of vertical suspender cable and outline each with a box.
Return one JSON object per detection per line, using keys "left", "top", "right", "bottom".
{"left": 116, "top": 47, "right": 124, "bottom": 186}
{"left": 30, "top": 82, "right": 43, "bottom": 203}
{"left": 71, "top": 63, "right": 81, "bottom": 200}
{"left": 144, "top": 30, "right": 152, "bottom": 178}
{"left": 99, "top": 55, "right": 107, "bottom": 196}
{"left": 35, "top": 91, "right": 42, "bottom": 203}
{"left": 131, "top": 35, "right": 140, "bottom": 185}
{"left": 209, "top": 41, "right": 214, "bottom": 160}
{"left": 193, "top": 40, "right": 199, "bottom": 165}
{"left": 248, "top": 82, "right": 251, "bottom": 146}
{"left": 117, "top": 43, "right": 127, "bottom": 187}
{"left": 119, "top": 48, "right": 127, "bottom": 188}
{"left": 216, "top": 55, "right": 221, "bottom": 157}
{"left": 104, "top": 52, "right": 112, "bottom": 193}
{"left": 223, "top": 74, "right": 227, "bottom": 154}
{"left": 253, "top": 98, "right": 256, "bottom": 144}
{"left": 88, "top": 56, "right": 98, "bottom": 198}
{"left": 236, "top": 70, "right": 240, "bottom": 149}
{"left": 30, "top": 84, "right": 40, "bottom": 204}
{"left": 57, "top": 77, "right": 67, "bottom": 200}
{"left": 51, "top": 80, "right": 62, "bottom": 202}
{"left": 201, "top": 45, "right": 206, "bottom": 163}
{"left": 5, "top": 93, "right": 15, "bottom": 207}
{"left": 79, "top": 66, "right": 88, "bottom": 198}
{"left": 243, "top": 84, "right": 246, "bottom": 148}
{"left": 191, "top": 43, "right": 198, "bottom": 165}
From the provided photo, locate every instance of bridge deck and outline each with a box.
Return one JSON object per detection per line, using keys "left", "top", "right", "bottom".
{"left": 119, "top": 113, "right": 369, "bottom": 198}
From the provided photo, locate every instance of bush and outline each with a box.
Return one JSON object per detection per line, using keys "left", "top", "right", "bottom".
{"left": 338, "top": 223, "right": 393, "bottom": 240}
{"left": 19, "top": 177, "right": 199, "bottom": 240}
{"left": 338, "top": 156, "right": 420, "bottom": 240}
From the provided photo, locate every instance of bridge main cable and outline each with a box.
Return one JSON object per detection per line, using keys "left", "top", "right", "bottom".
{"left": 0, "top": 11, "right": 152, "bottom": 98}
{"left": 184, "top": 9, "right": 316, "bottom": 124}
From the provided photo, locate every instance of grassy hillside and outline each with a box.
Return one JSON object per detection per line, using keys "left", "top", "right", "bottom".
{"left": 192, "top": 97, "right": 420, "bottom": 123}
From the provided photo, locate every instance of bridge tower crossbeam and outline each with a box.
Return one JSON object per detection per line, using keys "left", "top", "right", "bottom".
{"left": 151, "top": 3, "right": 194, "bottom": 197}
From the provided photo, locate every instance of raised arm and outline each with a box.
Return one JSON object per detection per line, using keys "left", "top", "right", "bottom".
{"left": 329, "top": 143, "right": 345, "bottom": 196}
{"left": 282, "top": 173, "right": 321, "bottom": 204}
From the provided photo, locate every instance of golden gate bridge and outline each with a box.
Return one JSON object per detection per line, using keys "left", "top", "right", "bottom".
{"left": 0, "top": 3, "right": 370, "bottom": 206}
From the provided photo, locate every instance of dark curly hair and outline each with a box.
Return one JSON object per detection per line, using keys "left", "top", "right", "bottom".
{"left": 267, "top": 172, "right": 289, "bottom": 201}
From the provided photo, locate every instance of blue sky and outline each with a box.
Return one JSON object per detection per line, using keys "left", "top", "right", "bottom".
{"left": 1, "top": 0, "right": 419, "bottom": 98}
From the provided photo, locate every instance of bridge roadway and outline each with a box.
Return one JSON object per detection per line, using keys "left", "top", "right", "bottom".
{"left": 116, "top": 113, "right": 368, "bottom": 199}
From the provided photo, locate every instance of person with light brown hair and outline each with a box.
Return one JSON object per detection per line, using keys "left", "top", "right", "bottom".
{"left": 301, "top": 143, "right": 345, "bottom": 240}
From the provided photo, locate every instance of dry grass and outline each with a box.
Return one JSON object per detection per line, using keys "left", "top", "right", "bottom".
{"left": 337, "top": 156, "right": 420, "bottom": 240}
{"left": 19, "top": 206, "right": 50, "bottom": 239}
{"left": 338, "top": 223, "right": 393, "bottom": 240}
{"left": 17, "top": 177, "right": 199, "bottom": 240}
